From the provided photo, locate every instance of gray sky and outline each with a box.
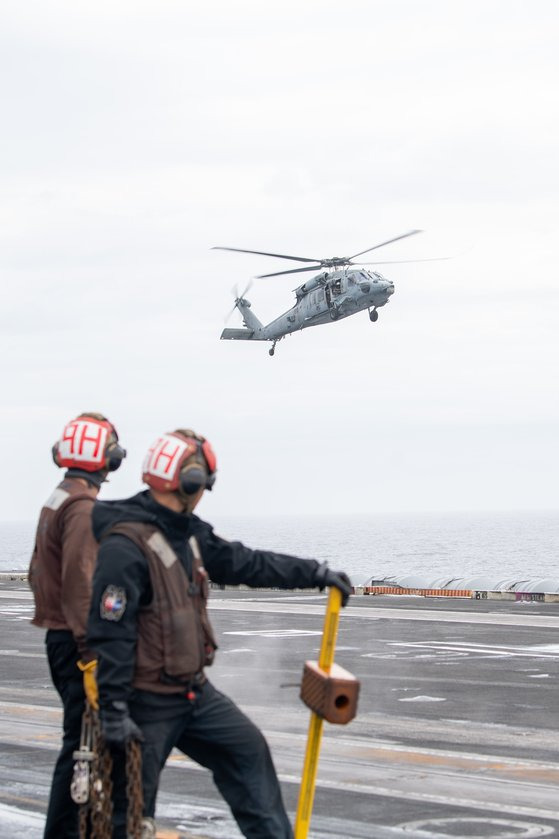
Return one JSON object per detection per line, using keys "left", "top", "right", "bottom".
{"left": 1, "top": 0, "right": 558, "bottom": 520}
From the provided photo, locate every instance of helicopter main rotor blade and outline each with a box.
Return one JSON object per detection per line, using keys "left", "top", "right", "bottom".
{"left": 356, "top": 256, "right": 451, "bottom": 266}
{"left": 212, "top": 246, "right": 321, "bottom": 264}
{"left": 349, "top": 230, "right": 423, "bottom": 260}
{"left": 257, "top": 264, "right": 322, "bottom": 279}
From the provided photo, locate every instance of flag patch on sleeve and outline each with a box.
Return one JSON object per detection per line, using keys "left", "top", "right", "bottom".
{"left": 100, "top": 585, "right": 127, "bottom": 621}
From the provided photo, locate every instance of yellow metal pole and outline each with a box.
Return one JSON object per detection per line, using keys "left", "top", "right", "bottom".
{"left": 294, "top": 587, "right": 342, "bottom": 839}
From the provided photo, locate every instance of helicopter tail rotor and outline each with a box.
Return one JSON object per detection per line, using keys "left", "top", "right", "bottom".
{"left": 224, "top": 280, "right": 253, "bottom": 323}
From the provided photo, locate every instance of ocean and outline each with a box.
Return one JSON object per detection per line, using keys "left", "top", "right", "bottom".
{"left": 2, "top": 510, "right": 558, "bottom": 586}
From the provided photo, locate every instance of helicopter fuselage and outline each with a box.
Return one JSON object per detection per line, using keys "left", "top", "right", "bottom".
{"left": 226, "top": 268, "right": 394, "bottom": 342}
{"left": 216, "top": 229, "right": 427, "bottom": 354}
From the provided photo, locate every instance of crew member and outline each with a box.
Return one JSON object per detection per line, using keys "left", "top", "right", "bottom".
{"left": 87, "top": 428, "right": 351, "bottom": 839}
{"left": 29, "top": 413, "right": 126, "bottom": 839}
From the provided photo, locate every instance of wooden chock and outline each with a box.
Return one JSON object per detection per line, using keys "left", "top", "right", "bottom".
{"left": 300, "top": 660, "right": 359, "bottom": 724}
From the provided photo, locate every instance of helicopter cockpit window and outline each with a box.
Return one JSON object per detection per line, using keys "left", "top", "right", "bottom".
{"left": 332, "top": 279, "right": 342, "bottom": 296}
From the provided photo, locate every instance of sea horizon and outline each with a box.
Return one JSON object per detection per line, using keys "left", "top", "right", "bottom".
{"left": 2, "top": 509, "right": 557, "bottom": 585}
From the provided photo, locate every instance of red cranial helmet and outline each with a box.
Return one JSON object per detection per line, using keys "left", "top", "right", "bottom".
{"left": 142, "top": 430, "right": 217, "bottom": 496}
{"left": 52, "top": 414, "right": 126, "bottom": 473}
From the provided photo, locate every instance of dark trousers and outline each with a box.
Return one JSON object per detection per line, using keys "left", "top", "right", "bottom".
{"left": 44, "top": 632, "right": 85, "bottom": 839}
{"left": 130, "top": 681, "right": 293, "bottom": 839}
{"left": 44, "top": 632, "right": 127, "bottom": 839}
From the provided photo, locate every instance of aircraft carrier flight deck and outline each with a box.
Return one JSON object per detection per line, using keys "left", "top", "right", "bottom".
{"left": 2, "top": 581, "right": 559, "bottom": 838}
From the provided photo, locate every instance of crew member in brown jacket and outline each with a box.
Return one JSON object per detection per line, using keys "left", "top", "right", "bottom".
{"left": 87, "top": 428, "right": 351, "bottom": 839}
{"left": 29, "top": 413, "right": 126, "bottom": 839}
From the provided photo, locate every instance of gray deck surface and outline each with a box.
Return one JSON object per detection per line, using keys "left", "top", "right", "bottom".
{"left": 2, "top": 582, "right": 559, "bottom": 838}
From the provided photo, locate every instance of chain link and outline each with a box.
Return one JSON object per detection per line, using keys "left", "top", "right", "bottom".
{"left": 72, "top": 703, "right": 145, "bottom": 839}
{"left": 125, "top": 739, "right": 144, "bottom": 839}
{"left": 90, "top": 721, "right": 114, "bottom": 839}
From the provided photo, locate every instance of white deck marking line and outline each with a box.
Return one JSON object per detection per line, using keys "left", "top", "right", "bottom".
{"left": 0, "top": 802, "right": 45, "bottom": 828}
{"left": 160, "top": 745, "right": 559, "bottom": 805}
{"left": 390, "top": 641, "right": 559, "bottom": 658}
{"left": 223, "top": 629, "right": 322, "bottom": 637}
{"left": 276, "top": 773, "right": 559, "bottom": 822}
{"left": 265, "top": 730, "right": 559, "bottom": 768}
{"left": 4, "top": 701, "right": 559, "bottom": 772}
{"left": 0, "top": 650, "right": 44, "bottom": 658}
{"left": 208, "top": 599, "right": 559, "bottom": 629}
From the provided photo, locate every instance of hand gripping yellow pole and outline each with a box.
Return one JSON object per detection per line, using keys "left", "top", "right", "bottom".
{"left": 294, "top": 586, "right": 342, "bottom": 839}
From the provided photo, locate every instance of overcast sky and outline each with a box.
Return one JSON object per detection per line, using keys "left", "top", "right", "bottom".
{"left": 1, "top": 0, "right": 557, "bottom": 521}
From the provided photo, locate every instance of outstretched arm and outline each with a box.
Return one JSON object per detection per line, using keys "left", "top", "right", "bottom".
{"left": 195, "top": 525, "right": 352, "bottom": 604}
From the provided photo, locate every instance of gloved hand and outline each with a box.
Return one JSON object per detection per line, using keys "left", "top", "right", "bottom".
{"left": 100, "top": 701, "right": 144, "bottom": 748}
{"left": 314, "top": 563, "right": 352, "bottom": 607}
{"left": 77, "top": 659, "right": 99, "bottom": 710}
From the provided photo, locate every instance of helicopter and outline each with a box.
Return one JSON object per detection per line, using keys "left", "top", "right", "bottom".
{"left": 215, "top": 230, "right": 438, "bottom": 356}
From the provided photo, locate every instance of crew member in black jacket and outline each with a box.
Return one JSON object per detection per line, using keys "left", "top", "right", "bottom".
{"left": 87, "top": 428, "right": 351, "bottom": 839}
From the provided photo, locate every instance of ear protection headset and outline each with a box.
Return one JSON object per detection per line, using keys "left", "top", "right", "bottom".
{"left": 103, "top": 438, "right": 127, "bottom": 472}
{"left": 142, "top": 430, "right": 217, "bottom": 497}
{"left": 52, "top": 415, "right": 126, "bottom": 473}
{"left": 178, "top": 437, "right": 217, "bottom": 497}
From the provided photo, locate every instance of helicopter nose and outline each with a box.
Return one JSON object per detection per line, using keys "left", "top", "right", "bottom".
{"left": 386, "top": 282, "right": 395, "bottom": 296}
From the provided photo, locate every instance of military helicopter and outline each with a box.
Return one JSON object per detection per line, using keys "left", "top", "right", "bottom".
{"left": 215, "top": 230, "right": 438, "bottom": 356}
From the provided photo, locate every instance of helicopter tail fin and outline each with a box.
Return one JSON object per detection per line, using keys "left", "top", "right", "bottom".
{"left": 220, "top": 328, "right": 255, "bottom": 341}
{"left": 236, "top": 299, "right": 262, "bottom": 332}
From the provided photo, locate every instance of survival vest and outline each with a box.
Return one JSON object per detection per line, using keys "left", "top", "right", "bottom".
{"left": 29, "top": 478, "right": 98, "bottom": 650}
{"left": 107, "top": 522, "right": 218, "bottom": 694}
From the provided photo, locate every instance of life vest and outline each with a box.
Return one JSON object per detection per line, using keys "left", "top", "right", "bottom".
{"left": 29, "top": 478, "right": 97, "bottom": 645}
{"left": 106, "top": 522, "right": 217, "bottom": 694}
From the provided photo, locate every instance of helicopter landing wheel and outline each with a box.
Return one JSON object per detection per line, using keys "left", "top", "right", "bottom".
{"left": 329, "top": 309, "right": 338, "bottom": 321}
{"left": 269, "top": 348, "right": 275, "bottom": 357}
{"left": 269, "top": 341, "right": 277, "bottom": 357}
{"left": 369, "top": 309, "right": 379, "bottom": 322}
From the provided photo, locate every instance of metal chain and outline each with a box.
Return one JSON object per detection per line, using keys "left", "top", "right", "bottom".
{"left": 78, "top": 797, "right": 89, "bottom": 839}
{"left": 90, "top": 719, "right": 114, "bottom": 839}
{"left": 72, "top": 704, "right": 113, "bottom": 839}
{"left": 125, "top": 739, "right": 144, "bottom": 839}
{"left": 72, "top": 705, "right": 145, "bottom": 839}
{"left": 72, "top": 702, "right": 97, "bottom": 839}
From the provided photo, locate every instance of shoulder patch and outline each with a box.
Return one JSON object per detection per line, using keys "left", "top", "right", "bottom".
{"left": 147, "top": 531, "right": 177, "bottom": 569}
{"left": 44, "top": 488, "right": 70, "bottom": 511}
{"left": 100, "top": 585, "right": 127, "bottom": 621}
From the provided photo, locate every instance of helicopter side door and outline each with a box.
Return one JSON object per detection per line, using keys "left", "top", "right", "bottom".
{"left": 302, "top": 289, "right": 325, "bottom": 319}
{"left": 324, "top": 275, "right": 344, "bottom": 310}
